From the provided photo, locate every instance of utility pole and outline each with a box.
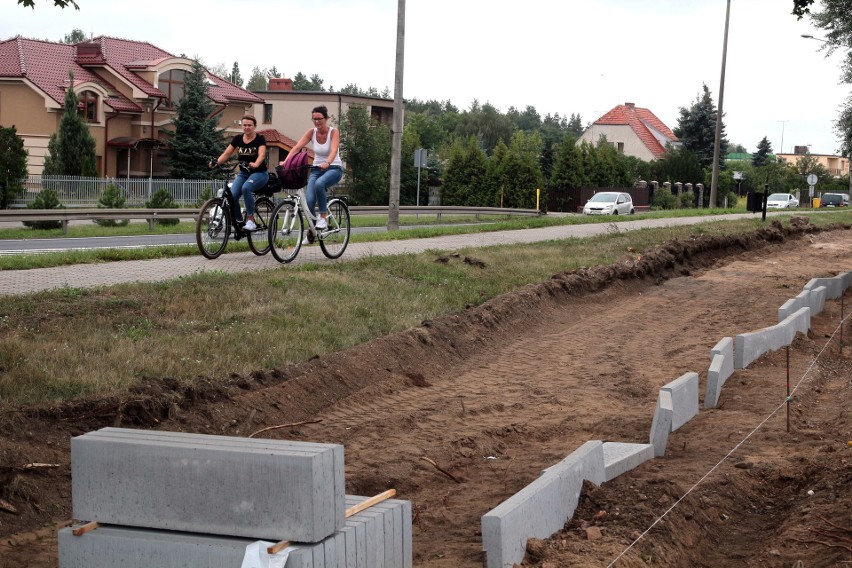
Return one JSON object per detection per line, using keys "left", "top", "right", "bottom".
{"left": 709, "top": 0, "right": 731, "bottom": 209}
{"left": 387, "top": 0, "right": 405, "bottom": 231}
{"left": 777, "top": 120, "right": 789, "bottom": 155}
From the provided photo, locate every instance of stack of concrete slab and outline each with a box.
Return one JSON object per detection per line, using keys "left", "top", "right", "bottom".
{"left": 59, "top": 428, "right": 411, "bottom": 568}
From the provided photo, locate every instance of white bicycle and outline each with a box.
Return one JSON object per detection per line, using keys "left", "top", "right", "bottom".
{"left": 267, "top": 181, "right": 351, "bottom": 263}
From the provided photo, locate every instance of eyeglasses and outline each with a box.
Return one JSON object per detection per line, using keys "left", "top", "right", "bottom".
{"left": 312, "top": 116, "right": 325, "bottom": 122}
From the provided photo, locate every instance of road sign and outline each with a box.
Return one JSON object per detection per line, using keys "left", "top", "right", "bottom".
{"left": 807, "top": 173, "right": 818, "bottom": 186}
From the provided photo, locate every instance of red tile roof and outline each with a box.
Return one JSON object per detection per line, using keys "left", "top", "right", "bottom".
{"left": 594, "top": 103, "right": 678, "bottom": 159}
{"left": 0, "top": 35, "right": 262, "bottom": 112}
{"left": 258, "top": 129, "right": 315, "bottom": 158}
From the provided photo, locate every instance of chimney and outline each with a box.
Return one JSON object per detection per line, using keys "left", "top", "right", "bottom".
{"left": 75, "top": 42, "right": 104, "bottom": 63}
{"left": 268, "top": 78, "right": 293, "bottom": 91}
{"left": 625, "top": 102, "right": 635, "bottom": 110}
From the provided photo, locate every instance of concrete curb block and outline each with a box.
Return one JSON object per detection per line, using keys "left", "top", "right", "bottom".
{"left": 735, "top": 306, "right": 811, "bottom": 369}
{"left": 602, "top": 442, "right": 655, "bottom": 482}
{"left": 481, "top": 441, "right": 605, "bottom": 568}
{"left": 705, "top": 338, "right": 734, "bottom": 409}
{"left": 803, "top": 272, "right": 851, "bottom": 300}
{"left": 59, "top": 496, "right": 412, "bottom": 568}
{"left": 649, "top": 390, "right": 673, "bottom": 458}
{"left": 71, "top": 428, "right": 344, "bottom": 542}
{"left": 778, "top": 286, "right": 825, "bottom": 321}
{"left": 663, "top": 372, "right": 699, "bottom": 431}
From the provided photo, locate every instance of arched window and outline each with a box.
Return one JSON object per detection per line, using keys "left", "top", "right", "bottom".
{"left": 158, "top": 69, "right": 187, "bottom": 108}
{"left": 78, "top": 90, "right": 98, "bottom": 122}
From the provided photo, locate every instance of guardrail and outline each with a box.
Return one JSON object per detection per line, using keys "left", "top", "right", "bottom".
{"left": 0, "top": 206, "right": 542, "bottom": 234}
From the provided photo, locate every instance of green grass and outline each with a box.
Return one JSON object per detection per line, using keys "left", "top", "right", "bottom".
{"left": 0, "top": 211, "right": 848, "bottom": 408}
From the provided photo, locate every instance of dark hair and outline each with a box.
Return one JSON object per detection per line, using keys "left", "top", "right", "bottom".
{"left": 241, "top": 114, "right": 257, "bottom": 125}
{"left": 311, "top": 105, "right": 329, "bottom": 118}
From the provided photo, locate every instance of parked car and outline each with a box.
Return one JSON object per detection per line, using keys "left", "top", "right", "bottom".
{"left": 766, "top": 193, "right": 799, "bottom": 209}
{"left": 819, "top": 193, "right": 847, "bottom": 208}
{"left": 582, "top": 192, "right": 635, "bottom": 215}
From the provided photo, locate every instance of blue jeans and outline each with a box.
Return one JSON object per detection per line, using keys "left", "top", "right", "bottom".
{"left": 230, "top": 171, "right": 268, "bottom": 221}
{"left": 306, "top": 166, "right": 343, "bottom": 217}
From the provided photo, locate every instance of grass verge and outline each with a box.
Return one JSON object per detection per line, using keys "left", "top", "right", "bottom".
{"left": 0, "top": 212, "right": 847, "bottom": 408}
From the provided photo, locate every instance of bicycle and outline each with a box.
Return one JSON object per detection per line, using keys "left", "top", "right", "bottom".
{"left": 195, "top": 162, "right": 275, "bottom": 259}
{"left": 267, "top": 170, "right": 351, "bottom": 263}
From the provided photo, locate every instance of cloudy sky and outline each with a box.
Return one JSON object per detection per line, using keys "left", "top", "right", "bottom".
{"left": 2, "top": 0, "right": 848, "bottom": 155}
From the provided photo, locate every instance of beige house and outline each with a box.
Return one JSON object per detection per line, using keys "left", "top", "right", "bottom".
{"left": 777, "top": 146, "right": 849, "bottom": 178}
{"left": 254, "top": 78, "right": 395, "bottom": 166}
{"left": 0, "top": 35, "right": 266, "bottom": 177}
{"left": 1, "top": 36, "right": 397, "bottom": 180}
{"left": 578, "top": 102, "right": 679, "bottom": 161}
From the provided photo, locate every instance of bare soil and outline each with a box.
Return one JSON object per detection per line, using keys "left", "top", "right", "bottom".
{"left": 1, "top": 219, "right": 851, "bottom": 568}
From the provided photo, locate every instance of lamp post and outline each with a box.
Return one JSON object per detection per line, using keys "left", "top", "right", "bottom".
{"left": 777, "top": 120, "right": 789, "bottom": 155}
{"left": 709, "top": 0, "right": 731, "bottom": 209}
{"left": 388, "top": 0, "right": 405, "bottom": 230}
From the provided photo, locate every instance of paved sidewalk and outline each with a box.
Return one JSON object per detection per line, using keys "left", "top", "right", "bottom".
{"left": 0, "top": 214, "right": 756, "bottom": 297}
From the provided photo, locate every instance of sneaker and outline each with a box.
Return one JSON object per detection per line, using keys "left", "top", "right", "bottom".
{"left": 243, "top": 220, "right": 257, "bottom": 231}
{"left": 315, "top": 216, "right": 328, "bottom": 230}
{"left": 301, "top": 237, "right": 310, "bottom": 245}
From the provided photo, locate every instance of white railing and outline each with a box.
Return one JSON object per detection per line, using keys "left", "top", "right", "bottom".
{"left": 11, "top": 176, "right": 220, "bottom": 208}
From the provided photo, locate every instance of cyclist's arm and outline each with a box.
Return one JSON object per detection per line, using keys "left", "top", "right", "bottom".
{"left": 214, "top": 144, "right": 236, "bottom": 166}
{"left": 281, "top": 129, "right": 312, "bottom": 166}
{"left": 323, "top": 128, "right": 340, "bottom": 166}
{"left": 251, "top": 144, "right": 267, "bottom": 171}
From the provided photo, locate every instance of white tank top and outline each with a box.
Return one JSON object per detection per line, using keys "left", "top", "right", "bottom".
{"left": 312, "top": 127, "right": 343, "bottom": 167}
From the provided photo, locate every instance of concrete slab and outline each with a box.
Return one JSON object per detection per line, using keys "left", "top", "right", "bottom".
{"left": 71, "top": 428, "right": 343, "bottom": 542}
{"left": 481, "top": 440, "right": 605, "bottom": 568}
{"left": 662, "top": 372, "right": 699, "bottom": 431}
{"left": 705, "top": 338, "right": 733, "bottom": 409}
{"left": 649, "top": 390, "right": 672, "bottom": 457}
{"left": 602, "top": 442, "right": 654, "bottom": 481}
{"left": 804, "top": 275, "right": 845, "bottom": 299}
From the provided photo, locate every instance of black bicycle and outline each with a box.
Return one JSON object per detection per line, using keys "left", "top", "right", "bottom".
{"left": 195, "top": 163, "right": 275, "bottom": 259}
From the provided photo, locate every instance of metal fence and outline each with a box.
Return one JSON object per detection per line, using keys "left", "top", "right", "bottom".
{"left": 10, "top": 176, "right": 221, "bottom": 208}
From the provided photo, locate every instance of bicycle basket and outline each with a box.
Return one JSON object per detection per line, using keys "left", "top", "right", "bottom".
{"left": 276, "top": 150, "right": 310, "bottom": 189}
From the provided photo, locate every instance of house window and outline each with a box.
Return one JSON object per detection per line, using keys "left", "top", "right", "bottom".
{"left": 78, "top": 90, "right": 98, "bottom": 122}
{"left": 617, "top": 142, "right": 624, "bottom": 154}
{"left": 263, "top": 104, "right": 273, "bottom": 124}
{"left": 158, "top": 69, "right": 187, "bottom": 108}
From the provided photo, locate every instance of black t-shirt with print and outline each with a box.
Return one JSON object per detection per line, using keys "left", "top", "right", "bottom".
{"left": 230, "top": 134, "right": 267, "bottom": 174}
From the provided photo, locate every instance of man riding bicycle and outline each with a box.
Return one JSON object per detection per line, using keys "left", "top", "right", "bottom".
{"left": 211, "top": 114, "right": 267, "bottom": 232}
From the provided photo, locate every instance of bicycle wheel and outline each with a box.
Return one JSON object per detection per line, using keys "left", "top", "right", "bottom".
{"left": 247, "top": 196, "right": 273, "bottom": 256}
{"left": 319, "top": 199, "right": 351, "bottom": 259}
{"left": 196, "top": 197, "right": 231, "bottom": 259}
{"left": 269, "top": 199, "right": 303, "bottom": 264}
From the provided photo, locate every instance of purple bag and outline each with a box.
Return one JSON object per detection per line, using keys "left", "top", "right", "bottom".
{"left": 275, "top": 150, "right": 310, "bottom": 190}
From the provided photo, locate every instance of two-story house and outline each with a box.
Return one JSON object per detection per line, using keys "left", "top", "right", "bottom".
{"left": 578, "top": 102, "right": 679, "bottom": 161}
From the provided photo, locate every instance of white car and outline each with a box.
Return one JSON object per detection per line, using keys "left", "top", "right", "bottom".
{"left": 766, "top": 193, "right": 799, "bottom": 209}
{"left": 582, "top": 192, "right": 635, "bottom": 215}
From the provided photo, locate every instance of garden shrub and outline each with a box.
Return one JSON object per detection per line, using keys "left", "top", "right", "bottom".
{"left": 145, "top": 188, "right": 180, "bottom": 226}
{"left": 95, "top": 182, "right": 129, "bottom": 227}
{"left": 23, "top": 188, "right": 65, "bottom": 230}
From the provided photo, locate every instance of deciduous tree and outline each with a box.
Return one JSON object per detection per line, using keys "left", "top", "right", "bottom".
{"left": 338, "top": 105, "right": 391, "bottom": 205}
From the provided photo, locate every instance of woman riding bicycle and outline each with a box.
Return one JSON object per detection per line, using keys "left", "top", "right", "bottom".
{"left": 211, "top": 114, "right": 267, "bottom": 232}
{"left": 280, "top": 105, "right": 343, "bottom": 235}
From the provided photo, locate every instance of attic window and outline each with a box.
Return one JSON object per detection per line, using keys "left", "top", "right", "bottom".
{"left": 158, "top": 69, "right": 188, "bottom": 108}
{"left": 77, "top": 90, "right": 98, "bottom": 122}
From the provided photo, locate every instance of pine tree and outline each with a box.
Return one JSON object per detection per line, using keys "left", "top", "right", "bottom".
{"left": 246, "top": 66, "right": 267, "bottom": 91}
{"left": 752, "top": 136, "right": 773, "bottom": 167}
{"left": 0, "top": 125, "right": 28, "bottom": 208}
{"left": 165, "top": 60, "right": 224, "bottom": 178}
{"left": 42, "top": 71, "right": 98, "bottom": 176}
{"left": 673, "top": 84, "right": 728, "bottom": 170}
{"left": 230, "top": 62, "right": 243, "bottom": 87}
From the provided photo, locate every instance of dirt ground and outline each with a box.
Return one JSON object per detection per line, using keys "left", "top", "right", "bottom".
{"left": 1, "top": 219, "right": 851, "bottom": 568}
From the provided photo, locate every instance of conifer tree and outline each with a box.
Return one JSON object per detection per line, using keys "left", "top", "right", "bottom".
{"left": 0, "top": 125, "right": 28, "bottom": 208}
{"left": 674, "top": 84, "right": 728, "bottom": 170}
{"left": 752, "top": 137, "right": 773, "bottom": 168}
{"left": 43, "top": 71, "right": 98, "bottom": 176}
{"left": 165, "top": 60, "right": 224, "bottom": 179}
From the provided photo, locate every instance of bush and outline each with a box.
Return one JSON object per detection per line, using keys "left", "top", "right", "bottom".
{"left": 678, "top": 190, "right": 695, "bottom": 209}
{"left": 145, "top": 188, "right": 179, "bottom": 226}
{"left": 95, "top": 182, "right": 129, "bottom": 227}
{"left": 23, "top": 188, "right": 65, "bottom": 230}
{"left": 651, "top": 187, "right": 678, "bottom": 210}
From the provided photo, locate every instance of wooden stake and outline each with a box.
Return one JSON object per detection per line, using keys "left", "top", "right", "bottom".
{"left": 266, "top": 489, "right": 397, "bottom": 555}
{"left": 72, "top": 522, "right": 99, "bottom": 536}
